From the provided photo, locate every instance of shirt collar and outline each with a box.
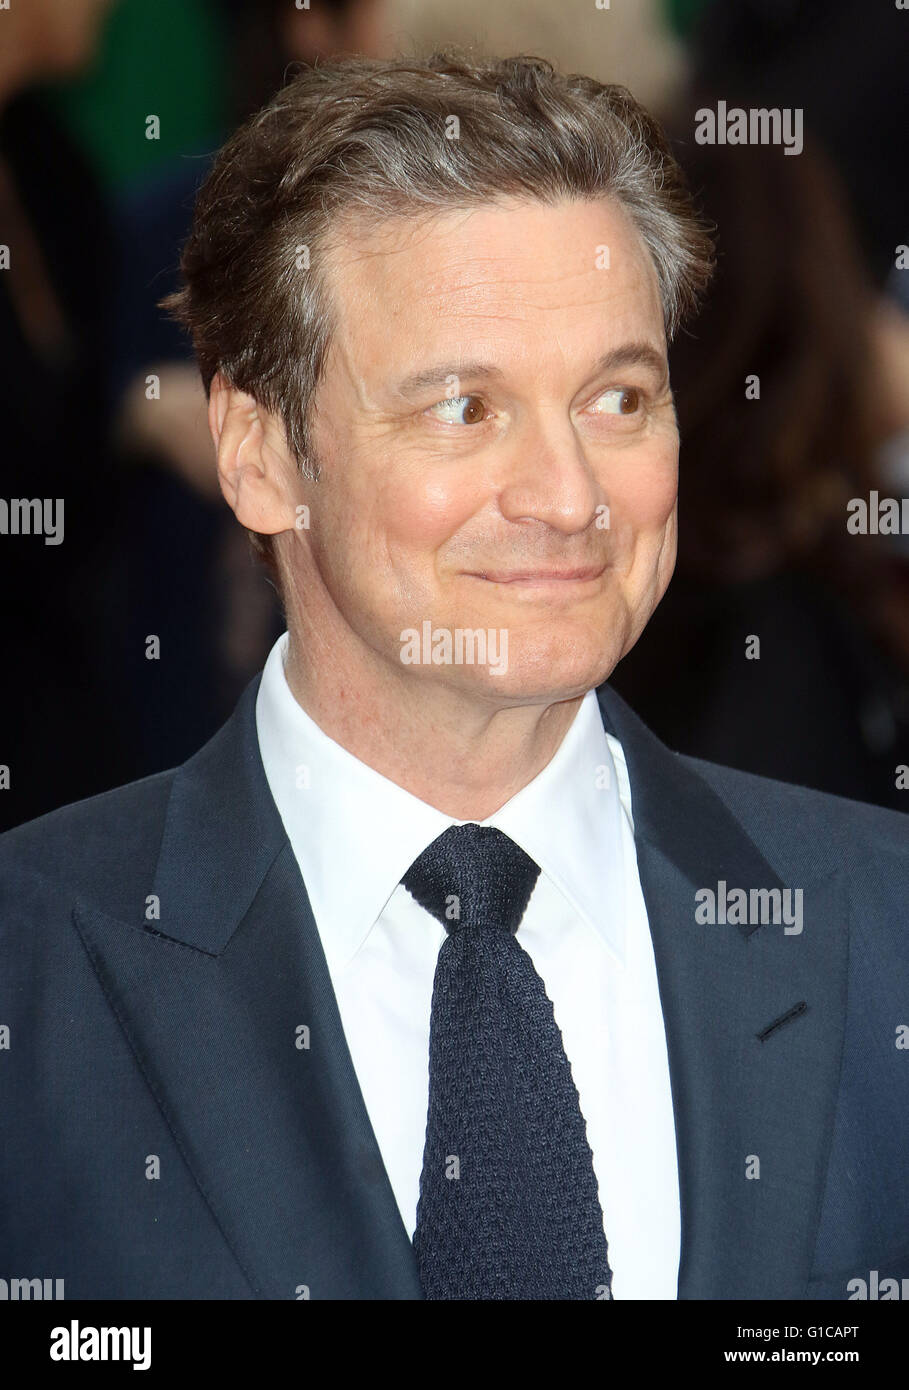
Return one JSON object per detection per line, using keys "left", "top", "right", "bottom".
{"left": 255, "top": 632, "right": 627, "bottom": 973}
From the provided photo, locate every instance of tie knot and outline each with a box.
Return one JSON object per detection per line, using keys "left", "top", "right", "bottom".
{"left": 401, "top": 823, "right": 541, "bottom": 934}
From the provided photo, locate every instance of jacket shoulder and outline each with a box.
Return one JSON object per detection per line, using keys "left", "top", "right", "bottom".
{"left": 0, "top": 769, "right": 177, "bottom": 919}
{"left": 680, "top": 751, "right": 909, "bottom": 863}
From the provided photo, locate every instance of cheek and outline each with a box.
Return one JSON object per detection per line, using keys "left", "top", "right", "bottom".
{"left": 613, "top": 441, "right": 678, "bottom": 533}
{"left": 360, "top": 467, "right": 481, "bottom": 565}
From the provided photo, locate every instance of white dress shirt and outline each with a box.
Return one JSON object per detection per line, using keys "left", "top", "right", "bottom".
{"left": 256, "top": 632, "right": 680, "bottom": 1298}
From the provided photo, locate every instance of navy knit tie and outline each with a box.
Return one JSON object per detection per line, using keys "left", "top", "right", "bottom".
{"left": 402, "top": 822, "right": 613, "bottom": 1300}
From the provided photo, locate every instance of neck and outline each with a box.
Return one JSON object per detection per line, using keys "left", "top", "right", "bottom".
{"left": 281, "top": 626, "right": 584, "bottom": 822}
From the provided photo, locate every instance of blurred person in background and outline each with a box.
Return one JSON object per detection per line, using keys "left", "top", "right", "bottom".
{"left": 688, "top": 0, "right": 908, "bottom": 292}
{"left": 611, "top": 105, "right": 909, "bottom": 810}
{"left": 390, "top": 0, "right": 687, "bottom": 110}
{"left": 0, "top": 0, "right": 127, "bottom": 831}
{"left": 110, "top": 0, "right": 392, "bottom": 779}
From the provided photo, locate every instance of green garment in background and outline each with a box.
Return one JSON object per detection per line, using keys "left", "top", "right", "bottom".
{"left": 44, "top": 0, "right": 228, "bottom": 193}
{"left": 663, "top": 0, "right": 710, "bottom": 40}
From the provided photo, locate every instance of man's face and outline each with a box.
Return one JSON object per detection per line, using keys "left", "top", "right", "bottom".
{"left": 291, "top": 195, "right": 678, "bottom": 706}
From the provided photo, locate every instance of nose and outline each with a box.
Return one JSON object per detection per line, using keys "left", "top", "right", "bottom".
{"left": 496, "top": 408, "right": 604, "bottom": 536}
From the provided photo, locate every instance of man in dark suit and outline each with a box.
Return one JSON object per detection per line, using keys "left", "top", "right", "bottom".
{"left": 2, "top": 52, "right": 907, "bottom": 1301}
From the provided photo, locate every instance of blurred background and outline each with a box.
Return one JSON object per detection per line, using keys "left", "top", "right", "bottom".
{"left": 1, "top": 0, "right": 907, "bottom": 830}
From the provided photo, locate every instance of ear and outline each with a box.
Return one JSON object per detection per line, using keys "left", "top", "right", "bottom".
{"left": 208, "top": 372, "right": 304, "bottom": 535}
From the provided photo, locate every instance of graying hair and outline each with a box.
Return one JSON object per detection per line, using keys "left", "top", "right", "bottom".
{"left": 163, "top": 49, "right": 713, "bottom": 548}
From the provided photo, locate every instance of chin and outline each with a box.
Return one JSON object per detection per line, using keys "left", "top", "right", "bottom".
{"left": 462, "top": 646, "right": 619, "bottom": 706}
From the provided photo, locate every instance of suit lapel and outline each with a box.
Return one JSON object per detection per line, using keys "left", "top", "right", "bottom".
{"left": 73, "top": 678, "right": 422, "bottom": 1300}
{"left": 596, "top": 683, "right": 848, "bottom": 1298}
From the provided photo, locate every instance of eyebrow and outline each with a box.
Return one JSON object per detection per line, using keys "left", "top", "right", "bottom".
{"left": 394, "top": 342, "right": 668, "bottom": 398}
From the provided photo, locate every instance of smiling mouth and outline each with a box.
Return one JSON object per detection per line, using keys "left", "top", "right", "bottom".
{"left": 468, "top": 564, "right": 608, "bottom": 585}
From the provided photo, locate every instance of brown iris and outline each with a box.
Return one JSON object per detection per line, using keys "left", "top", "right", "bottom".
{"left": 460, "top": 396, "right": 486, "bottom": 423}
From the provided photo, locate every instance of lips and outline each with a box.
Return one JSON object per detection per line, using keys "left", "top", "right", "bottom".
{"left": 471, "top": 565, "right": 606, "bottom": 583}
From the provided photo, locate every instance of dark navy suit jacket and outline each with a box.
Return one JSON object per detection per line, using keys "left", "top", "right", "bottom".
{"left": 2, "top": 675, "right": 907, "bottom": 1299}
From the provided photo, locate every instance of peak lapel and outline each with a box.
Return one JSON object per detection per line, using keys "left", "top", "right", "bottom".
{"left": 73, "top": 678, "right": 422, "bottom": 1300}
{"left": 596, "top": 683, "right": 848, "bottom": 1299}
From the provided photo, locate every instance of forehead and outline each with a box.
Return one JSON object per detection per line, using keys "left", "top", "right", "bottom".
{"left": 322, "top": 196, "right": 665, "bottom": 374}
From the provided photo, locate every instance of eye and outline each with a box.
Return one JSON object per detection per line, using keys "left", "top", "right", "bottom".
{"left": 589, "top": 387, "right": 641, "bottom": 416}
{"left": 427, "top": 395, "right": 489, "bottom": 425}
